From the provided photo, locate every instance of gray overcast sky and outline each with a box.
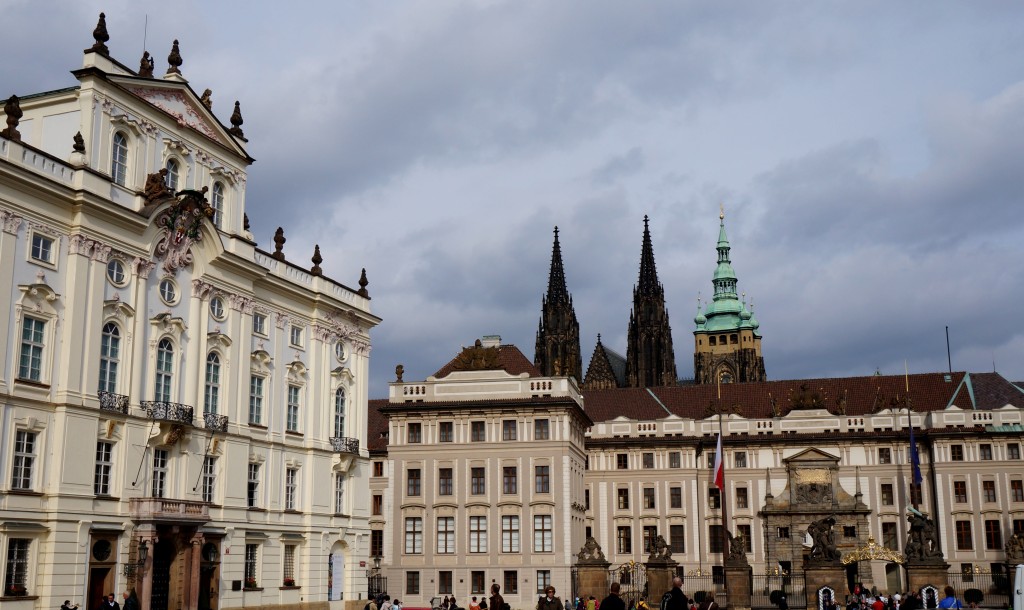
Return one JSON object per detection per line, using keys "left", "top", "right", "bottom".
{"left": 4, "top": 1, "right": 1024, "bottom": 393}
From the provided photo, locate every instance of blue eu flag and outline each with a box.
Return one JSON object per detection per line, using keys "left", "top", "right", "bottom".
{"left": 909, "top": 422, "right": 923, "bottom": 485}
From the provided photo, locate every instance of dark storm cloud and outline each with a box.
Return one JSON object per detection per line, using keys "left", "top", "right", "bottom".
{"left": 3, "top": 1, "right": 1024, "bottom": 393}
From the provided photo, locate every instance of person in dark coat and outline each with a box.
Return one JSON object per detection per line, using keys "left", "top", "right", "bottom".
{"left": 600, "top": 582, "right": 627, "bottom": 610}
{"left": 538, "top": 586, "right": 562, "bottom": 610}
{"left": 665, "top": 577, "right": 689, "bottom": 610}
{"left": 490, "top": 584, "right": 506, "bottom": 610}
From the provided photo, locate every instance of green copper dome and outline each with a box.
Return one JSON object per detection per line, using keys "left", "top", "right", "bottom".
{"left": 694, "top": 209, "right": 759, "bottom": 336}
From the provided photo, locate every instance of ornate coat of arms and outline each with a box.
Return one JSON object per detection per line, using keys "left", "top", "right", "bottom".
{"left": 154, "top": 188, "right": 214, "bottom": 274}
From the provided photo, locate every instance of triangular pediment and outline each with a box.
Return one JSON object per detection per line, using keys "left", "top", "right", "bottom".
{"left": 784, "top": 447, "right": 839, "bottom": 464}
{"left": 111, "top": 77, "right": 248, "bottom": 157}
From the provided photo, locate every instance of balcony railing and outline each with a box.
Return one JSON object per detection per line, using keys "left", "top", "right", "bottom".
{"left": 130, "top": 497, "right": 209, "bottom": 523}
{"left": 203, "top": 412, "right": 229, "bottom": 433}
{"left": 141, "top": 401, "right": 194, "bottom": 425}
{"left": 330, "top": 436, "right": 360, "bottom": 455}
{"left": 98, "top": 391, "right": 130, "bottom": 414}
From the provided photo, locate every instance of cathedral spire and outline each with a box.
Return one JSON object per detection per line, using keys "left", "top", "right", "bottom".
{"left": 546, "top": 226, "right": 570, "bottom": 304}
{"left": 637, "top": 214, "right": 661, "bottom": 297}
{"left": 535, "top": 227, "right": 582, "bottom": 380}
{"left": 626, "top": 216, "right": 677, "bottom": 387}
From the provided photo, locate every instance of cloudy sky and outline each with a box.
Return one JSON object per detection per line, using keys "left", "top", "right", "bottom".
{"left": 4, "top": 1, "right": 1024, "bottom": 393}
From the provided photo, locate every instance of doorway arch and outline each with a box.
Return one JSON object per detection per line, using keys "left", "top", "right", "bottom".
{"left": 329, "top": 542, "right": 346, "bottom": 601}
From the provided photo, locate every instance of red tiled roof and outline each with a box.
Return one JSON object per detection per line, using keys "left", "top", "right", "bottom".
{"left": 432, "top": 344, "right": 541, "bottom": 379}
{"left": 581, "top": 372, "right": 1024, "bottom": 423}
{"left": 367, "top": 398, "right": 390, "bottom": 452}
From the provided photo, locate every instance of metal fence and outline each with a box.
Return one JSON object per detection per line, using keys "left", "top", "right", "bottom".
{"left": 681, "top": 573, "right": 727, "bottom": 608}
{"left": 751, "top": 573, "right": 807, "bottom": 610}
{"left": 945, "top": 571, "right": 1009, "bottom": 609}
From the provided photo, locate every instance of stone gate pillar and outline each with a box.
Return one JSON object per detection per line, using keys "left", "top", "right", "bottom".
{"left": 725, "top": 531, "right": 753, "bottom": 610}
{"left": 575, "top": 536, "right": 611, "bottom": 601}
{"left": 646, "top": 534, "right": 678, "bottom": 603}
{"left": 903, "top": 512, "right": 950, "bottom": 595}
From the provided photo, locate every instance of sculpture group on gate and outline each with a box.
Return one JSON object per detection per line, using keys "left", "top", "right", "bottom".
{"left": 807, "top": 516, "right": 842, "bottom": 563}
{"left": 904, "top": 509, "right": 944, "bottom": 563}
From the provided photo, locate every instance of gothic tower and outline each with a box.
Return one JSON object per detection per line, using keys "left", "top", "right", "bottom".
{"left": 625, "top": 216, "right": 678, "bottom": 387}
{"left": 534, "top": 227, "right": 582, "bottom": 381}
{"left": 693, "top": 209, "right": 766, "bottom": 384}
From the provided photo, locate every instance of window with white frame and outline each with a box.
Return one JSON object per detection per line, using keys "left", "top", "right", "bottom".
{"left": 289, "top": 324, "right": 303, "bottom": 347}
{"left": 469, "top": 516, "right": 487, "bottom": 553}
{"left": 247, "top": 463, "right": 260, "bottom": 508}
{"left": 283, "top": 544, "right": 297, "bottom": 586}
{"left": 244, "top": 543, "right": 259, "bottom": 587}
{"left": 502, "top": 515, "right": 520, "bottom": 553}
{"left": 152, "top": 448, "right": 168, "bottom": 498}
{"left": 209, "top": 297, "right": 225, "bottom": 320}
{"left": 106, "top": 258, "right": 126, "bottom": 286}
{"left": 98, "top": 323, "right": 121, "bottom": 393}
{"left": 18, "top": 317, "right": 46, "bottom": 382}
{"left": 204, "top": 353, "right": 220, "bottom": 415}
{"left": 4, "top": 538, "right": 31, "bottom": 596}
{"left": 154, "top": 339, "right": 174, "bottom": 402}
{"left": 285, "top": 467, "right": 298, "bottom": 511}
{"left": 95, "top": 441, "right": 113, "bottom": 495}
{"left": 11, "top": 431, "right": 36, "bottom": 490}
{"left": 534, "top": 515, "right": 552, "bottom": 552}
{"left": 252, "top": 313, "right": 267, "bottom": 335}
{"left": 248, "top": 376, "right": 264, "bottom": 424}
{"left": 211, "top": 182, "right": 224, "bottom": 229}
{"left": 201, "top": 456, "right": 216, "bottom": 503}
{"left": 535, "top": 465, "right": 550, "bottom": 493}
{"left": 165, "top": 158, "right": 179, "bottom": 191}
{"left": 334, "top": 472, "right": 344, "bottom": 514}
{"left": 29, "top": 233, "right": 55, "bottom": 266}
{"left": 334, "top": 388, "right": 346, "bottom": 437}
{"left": 286, "top": 385, "right": 301, "bottom": 432}
{"left": 111, "top": 132, "right": 129, "bottom": 186}
{"left": 158, "top": 278, "right": 177, "bottom": 305}
{"left": 437, "top": 517, "right": 455, "bottom": 554}
{"left": 405, "top": 517, "right": 423, "bottom": 554}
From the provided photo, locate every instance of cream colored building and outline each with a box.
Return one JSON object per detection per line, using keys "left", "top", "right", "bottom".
{"left": 0, "top": 15, "right": 378, "bottom": 610}
{"left": 369, "top": 338, "right": 591, "bottom": 607}
{"left": 371, "top": 348, "right": 1024, "bottom": 604}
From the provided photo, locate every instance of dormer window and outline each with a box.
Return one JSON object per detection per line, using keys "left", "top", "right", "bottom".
{"left": 165, "top": 159, "right": 180, "bottom": 191}
{"left": 111, "top": 132, "right": 129, "bottom": 186}
{"left": 211, "top": 182, "right": 224, "bottom": 229}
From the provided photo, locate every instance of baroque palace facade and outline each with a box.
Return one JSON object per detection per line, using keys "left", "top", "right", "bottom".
{"left": 0, "top": 15, "right": 377, "bottom": 610}
{"left": 366, "top": 216, "right": 1024, "bottom": 606}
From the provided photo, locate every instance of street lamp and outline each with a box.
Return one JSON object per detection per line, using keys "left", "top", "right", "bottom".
{"left": 123, "top": 540, "right": 148, "bottom": 577}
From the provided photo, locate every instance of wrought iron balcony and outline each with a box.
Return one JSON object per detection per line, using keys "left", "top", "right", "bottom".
{"left": 141, "top": 401, "right": 194, "bottom": 425}
{"left": 330, "top": 436, "right": 360, "bottom": 455}
{"left": 130, "top": 497, "right": 209, "bottom": 523}
{"left": 98, "top": 391, "right": 130, "bottom": 414}
{"left": 203, "top": 412, "right": 229, "bottom": 433}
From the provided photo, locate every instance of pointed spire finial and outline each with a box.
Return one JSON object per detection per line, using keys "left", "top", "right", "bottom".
{"left": 271, "top": 227, "right": 285, "bottom": 261}
{"left": 357, "top": 268, "right": 370, "bottom": 298}
{"left": 166, "top": 39, "right": 183, "bottom": 75}
{"left": 310, "top": 245, "right": 323, "bottom": 276}
{"left": 138, "top": 51, "right": 154, "bottom": 77}
{"left": 597, "top": 333, "right": 602, "bottom": 344}
{"left": 720, "top": 202, "right": 725, "bottom": 222}
{"left": 544, "top": 225, "right": 570, "bottom": 304}
{"left": 89, "top": 12, "right": 110, "bottom": 55}
{"left": 228, "top": 101, "right": 247, "bottom": 141}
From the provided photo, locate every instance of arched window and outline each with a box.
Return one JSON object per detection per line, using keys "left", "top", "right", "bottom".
{"left": 165, "top": 159, "right": 179, "bottom": 191}
{"left": 98, "top": 323, "right": 121, "bottom": 393}
{"left": 111, "top": 132, "right": 128, "bottom": 186}
{"left": 211, "top": 182, "right": 224, "bottom": 229}
{"left": 155, "top": 338, "right": 174, "bottom": 402}
{"left": 709, "top": 336, "right": 717, "bottom": 346}
{"left": 720, "top": 371, "right": 733, "bottom": 384}
{"left": 204, "top": 352, "right": 221, "bottom": 415}
{"left": 334, "top": 387, "right": 346, "bottom": 438}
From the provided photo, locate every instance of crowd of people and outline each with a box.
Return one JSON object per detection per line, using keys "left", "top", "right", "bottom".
{"left": 833, "top": 585, "right": 963, "bottom": 610}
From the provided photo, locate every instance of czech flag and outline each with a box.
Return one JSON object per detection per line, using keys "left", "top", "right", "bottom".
{"left": 713, "top": 432, "right": 724, "bottom": 489}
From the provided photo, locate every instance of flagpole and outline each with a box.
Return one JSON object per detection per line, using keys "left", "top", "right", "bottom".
{"left": 716, "top": 376, "right": 729, "bottom": 594}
